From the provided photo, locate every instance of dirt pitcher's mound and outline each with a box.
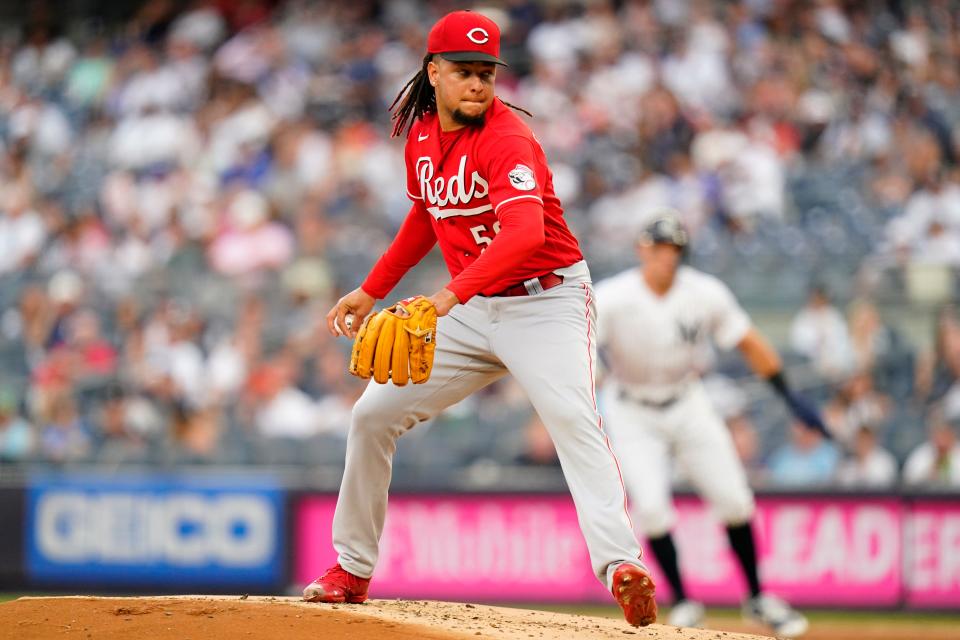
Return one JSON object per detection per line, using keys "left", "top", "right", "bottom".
{"left": 1, "top": 595, "right": 772, "bottom": 640}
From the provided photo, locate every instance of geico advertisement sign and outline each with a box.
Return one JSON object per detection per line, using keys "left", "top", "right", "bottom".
{"left": 34, "top": 491, "right": 275, "bottom": 566}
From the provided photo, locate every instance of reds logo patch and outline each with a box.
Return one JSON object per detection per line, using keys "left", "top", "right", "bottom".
{"left": 508, "top": 164, "right": 536, "bottom": 191}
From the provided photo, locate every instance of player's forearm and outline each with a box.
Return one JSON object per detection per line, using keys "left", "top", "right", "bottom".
{"left": 740, "top": 328, "right": 832, "bottom": 438}
{"left": 362, "top": 203, "right": 437, "bottom": 299}
{"left": 737, "top": 328, "right": 783, "bottom": 378}
{"left": 447, "top": 201, "right": 545, "bottom": 302}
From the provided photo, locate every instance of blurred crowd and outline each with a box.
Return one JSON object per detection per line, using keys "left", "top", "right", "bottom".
{"left": 0, "top": 0, "right": 959, "bottom": 490}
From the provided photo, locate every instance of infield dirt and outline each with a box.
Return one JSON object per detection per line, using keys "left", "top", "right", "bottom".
{"left": 1, "top": 595, "right": 772, "bottom": 639}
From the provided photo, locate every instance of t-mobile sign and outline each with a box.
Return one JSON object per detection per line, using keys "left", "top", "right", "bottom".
{"left": 294, "top": 494, "right": 957, "bottom": 607}
{"left": 296, "top": 495, "right": 601, "bottom": 601}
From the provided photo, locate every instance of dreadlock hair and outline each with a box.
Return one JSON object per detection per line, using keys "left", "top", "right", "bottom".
{"left": 389, "top": 54, "right": 533, "bottom": 138}
{"left": 389, "top": 54, "right": 436, "bottom": 138}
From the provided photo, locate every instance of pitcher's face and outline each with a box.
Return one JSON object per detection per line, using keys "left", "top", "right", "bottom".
{"left": 429, "top": 58, "right": 496, "bottom": 126}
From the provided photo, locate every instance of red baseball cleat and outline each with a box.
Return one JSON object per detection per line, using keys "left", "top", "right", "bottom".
{"left": 612, "top": 563, "right": 657, "bottom": 627}
{"left": 302, "top": 564, "right": 370, "bottom": 603}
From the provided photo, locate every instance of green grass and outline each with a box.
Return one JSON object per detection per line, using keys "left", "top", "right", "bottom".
{"left": 0, "top": 594, "right": 31, "bottom": 603}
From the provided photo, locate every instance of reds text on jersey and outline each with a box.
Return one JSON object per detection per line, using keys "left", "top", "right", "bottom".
{"left": 405, "top": 98, "right": 582, "bottom": 295}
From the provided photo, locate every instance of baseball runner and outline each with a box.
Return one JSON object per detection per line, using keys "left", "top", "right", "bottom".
{"left": 302, "top": 10, "right": 657, "bottom": 627}
{"left": 595, "top": 213, "right": 826, "bottom": 638}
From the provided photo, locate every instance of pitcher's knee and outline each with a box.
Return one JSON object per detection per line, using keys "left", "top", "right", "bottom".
{"left": 350, "top": 395, "right": 422, "bottom": 441}
{"left": 350, "top": 396, "right": 396, "bottom": 438}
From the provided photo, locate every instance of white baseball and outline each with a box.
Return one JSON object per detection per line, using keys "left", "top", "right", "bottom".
{"left": 334, "top": 313, "right": 355, "bottom": 337}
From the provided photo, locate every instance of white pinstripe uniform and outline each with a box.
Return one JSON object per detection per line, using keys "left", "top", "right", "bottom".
{"left": 595, "top": 266, "right": 756, "bottom": 537}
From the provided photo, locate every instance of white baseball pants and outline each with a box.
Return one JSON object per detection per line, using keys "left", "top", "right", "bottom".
{"left": 332, "top": 262, "right": 642, "bottom": 587}
{"left": 601, "top": 381, "right": 755, "bottom": 538}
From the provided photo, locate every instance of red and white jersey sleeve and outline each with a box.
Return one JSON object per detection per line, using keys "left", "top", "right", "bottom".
{"left": 366, "top": 100, "right": 583, "bottom": 302}
{"left": 479, "top": 135, "right": 546, "bottom": 215}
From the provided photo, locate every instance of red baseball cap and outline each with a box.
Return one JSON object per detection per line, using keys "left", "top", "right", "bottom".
{"left": 427, "top": 10, "right": 507, "bottom": 66}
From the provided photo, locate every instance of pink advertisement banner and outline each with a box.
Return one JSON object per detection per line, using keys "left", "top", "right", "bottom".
{"left": 294, "top": 494, "right": 958, "bottom": 608}
{"left": 669, "top": 497, "right": 903, "bottom": 605}
{"left": 296, "top": 495, "right": 601, "bottom": 601}
{"left": 904, "top": 501, "right": 960, "bottom": 608}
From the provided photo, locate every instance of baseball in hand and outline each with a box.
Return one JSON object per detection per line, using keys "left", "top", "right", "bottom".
{"left": 334, "top": 313, "right": 355, "bottom": 337}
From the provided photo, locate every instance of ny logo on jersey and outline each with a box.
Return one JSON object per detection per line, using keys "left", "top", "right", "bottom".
{"left": 676, "top": 320, "right": 701, "bottom": 344}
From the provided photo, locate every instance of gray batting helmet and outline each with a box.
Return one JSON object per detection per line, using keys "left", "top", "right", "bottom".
{"left": 639, "top": 211, "right": 689, "bottom": 249}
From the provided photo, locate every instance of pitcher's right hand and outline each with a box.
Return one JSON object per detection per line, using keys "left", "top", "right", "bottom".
{"left": 326, "top": 288, "right": 376, "bottom": 338}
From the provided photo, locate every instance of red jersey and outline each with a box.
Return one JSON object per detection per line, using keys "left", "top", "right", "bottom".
{"left": 362, "top": 98, "right": 583, "bottom": 302}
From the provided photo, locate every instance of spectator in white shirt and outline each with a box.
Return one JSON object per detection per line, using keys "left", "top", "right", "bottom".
{"left": 169, "top": 0, "right": 227, "bottom": 52}
{"left": 836, "top": 424, "right": 898, "bottom": 488}
{"left": 252, "top": 355, "right": 319, "bottom": 440}
{"left": 903, "top": 413, "right": 960, "bottom": 487}
{"left": 0, "top": 185, "right": 46, "bottom": 274}
{"left": 790, "top": 284, "right": 855, "bottom": 380}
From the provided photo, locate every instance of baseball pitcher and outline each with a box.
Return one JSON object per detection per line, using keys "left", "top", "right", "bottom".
{"left": 595, "top": 212, "right": 825, "bottom": 637}
{"left": 302, "top": 10, "right": 656, "bottom": 627}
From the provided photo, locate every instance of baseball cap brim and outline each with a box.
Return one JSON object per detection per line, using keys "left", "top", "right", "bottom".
{"left": 439, "top": 51, "right": 508, "bottom": 66}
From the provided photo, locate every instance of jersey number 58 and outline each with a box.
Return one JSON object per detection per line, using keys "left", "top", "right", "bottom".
{"left": 470, "top": 222, "right": 501, "bottom": 251}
